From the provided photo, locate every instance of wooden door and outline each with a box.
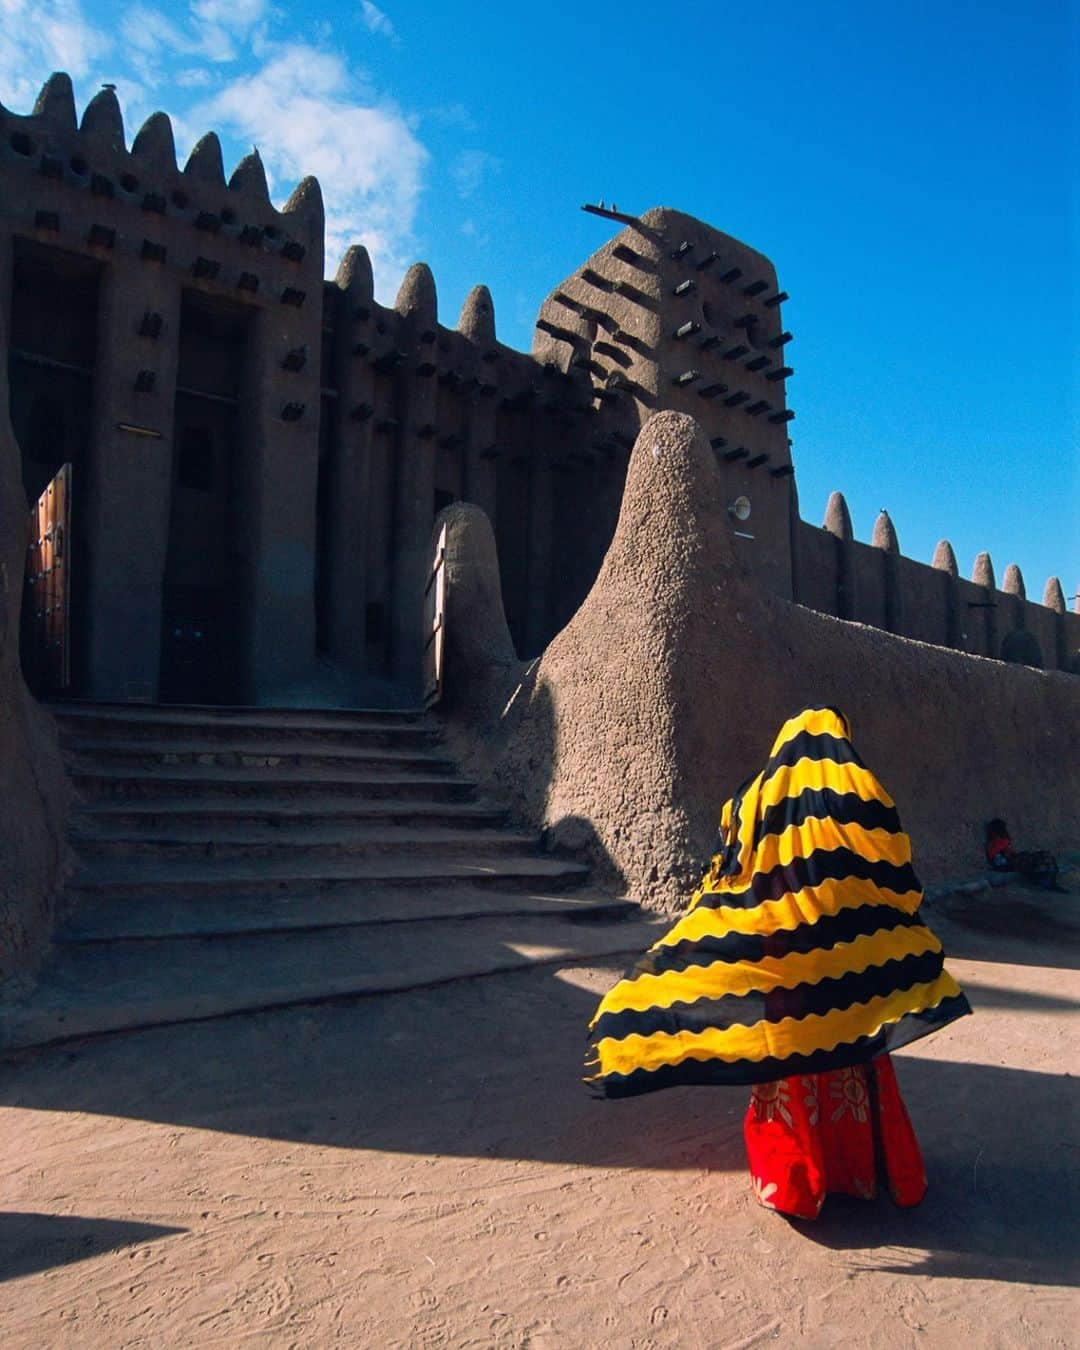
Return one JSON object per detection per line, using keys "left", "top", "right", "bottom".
{"left": 24, "top": 462, "right": 72, "bottom": 691}
{"left": 422, "top": 522, "right": 447, "bottom": 707}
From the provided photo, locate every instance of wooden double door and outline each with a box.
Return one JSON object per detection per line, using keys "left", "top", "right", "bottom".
{"left": 23, "top": 462, "right": 71, "bottom": 693}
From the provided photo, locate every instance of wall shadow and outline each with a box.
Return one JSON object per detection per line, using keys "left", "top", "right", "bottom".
{"left": 1, "top": 962, "right": 1076, "bottom": 1288}
{"left": 958, "top": 977, "right": 1079, "bottom": 1013}
{"left": 791, "top": 1054, "right": 1078, "bottom": 1288}
{"left": 927, "top": 888, "right": 1080, "bottom": 971}
{"left": 541, "top": 810, "right": 628, "bottom": 898}
{"left": 439, "top": 617, "right": 640, "bottom": 897}
{"left": 1, "top": 954, "right": 741, "bottom": 1175}
{"left": 0, "top": 1211, "right": 185, "bottom": 1281}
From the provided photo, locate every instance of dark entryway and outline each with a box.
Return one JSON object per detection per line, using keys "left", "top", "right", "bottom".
{"left": 314, "top": 392, "right": 335, "bottom": 656}
{"left": 159, "top": 291, "right": 249, "bottom": 704}
{"left": 1000, "top": 629, "right": 1043, "bottom": 669}
{"left": 9, "top": 237, "right": 101, "bottom": 696}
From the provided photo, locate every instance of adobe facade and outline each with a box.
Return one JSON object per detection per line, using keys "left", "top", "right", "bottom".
{"left": 2, "top": 72, "right": 1076, "bottom": 709}
{"left": 434, "top": 415, "right": 1080, "bottom": 909}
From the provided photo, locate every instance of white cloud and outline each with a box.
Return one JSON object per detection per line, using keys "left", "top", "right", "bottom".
{"left": 121, "top": 5, "right": 193, "bottom": 58}
{"left": 0, "top": 1, "right": 430, "bottom": 290}
{"left": 0, "top": 0, "right": 111, "bottom": 110}
{"left": 360, "top": 2, "right": 396, "bottom": 41}
{"left": 118, "top": 0, "right": 269, "bottom": 79}
{"left": 452, "top": 148, "right": 499, "bottom": 199}
{"left": 120, "top": 3, "right": 197, "bottom": 87}
{"left": 460, "top": 217, "right": 490, "bottom": 248}
{"left": 189, "top": 0, "right": 271, "bottom": 61}
{"left": 425, "top": 102, "right": 477, "bottom": 133}
{"left": 194, "top": 43, "right": 427, "bottom": 284}
{"left": 190, "top": 0, "right": 268, "bottom": 29}
{"left": 35, "top": 0, "right": 108, "bottom": 72}
{"left": 175, "top": 66, "right": 214, "bottom": 88}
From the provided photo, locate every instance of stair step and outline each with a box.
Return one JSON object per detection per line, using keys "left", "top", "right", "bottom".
{"left": 64, "top": 738, "right": 457, "bottom": 774}
{"left": 49, "top": 702, "right": 425, "bottom": 726}
{"left": 56, "top": 713, "right": 437, "bottom": 748}
{"left": 20, "top": 700, "right": 630, "bottom": 1056}
{"left": 72, "top": 799, "right": 509, "bottom": 830}
{"left": 1, "top": 913, "right": 664, "bottom": 1052}
{"left": 57, "top": 887, "right": 640, "bottom": 942}
{"left": 69, "top": 767, "right": 478, "bottom": 802}
{"left": 71, "top": 825, "right": 543, "bottom": 862}
{"left": 70, "top": 853, "right": 592, "bottom": 898}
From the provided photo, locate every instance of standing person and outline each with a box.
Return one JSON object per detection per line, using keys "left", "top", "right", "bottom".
{"left": 585, "top": 707, "right": 971, "bottom": 1220}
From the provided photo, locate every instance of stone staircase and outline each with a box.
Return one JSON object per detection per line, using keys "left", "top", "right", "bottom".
{"left": 1, "top": 703, "right": 655, "bottom": 1053}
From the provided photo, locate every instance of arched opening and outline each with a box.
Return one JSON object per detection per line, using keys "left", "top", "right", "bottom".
{"left": 1000, "top": 629, "right": 1043, "bottom": 669}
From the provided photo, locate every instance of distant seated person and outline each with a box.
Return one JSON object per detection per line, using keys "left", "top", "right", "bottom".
{"left": 985, "top": 819, "right": 1060, "bottom": 889}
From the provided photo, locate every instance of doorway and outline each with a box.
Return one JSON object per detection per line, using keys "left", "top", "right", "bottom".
{"left": 9, "top": 237, "right": 101, "bottom": 696}
{"left": 159, "top": 291, "right": 249, "bottom": 704}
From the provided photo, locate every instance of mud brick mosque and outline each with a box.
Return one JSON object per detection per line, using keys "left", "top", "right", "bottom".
{"left": 2, "top": 73, "right": 1076, "bottom": 707}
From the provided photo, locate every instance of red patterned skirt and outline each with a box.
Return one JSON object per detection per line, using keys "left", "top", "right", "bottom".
{"left": 743, "top": 1054, "right": 927, "bottom": 1220}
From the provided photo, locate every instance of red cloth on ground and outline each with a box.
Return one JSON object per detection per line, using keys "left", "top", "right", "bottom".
{"left": 743, "top": 1054, "right": 927, "bottom": 1220}
{"left": 986, "top": 835, "right": 1014, "bottom": 866}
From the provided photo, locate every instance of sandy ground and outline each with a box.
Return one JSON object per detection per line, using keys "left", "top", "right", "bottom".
{"left": 1, "top": 885, "right": 1077, "bottom": 1349}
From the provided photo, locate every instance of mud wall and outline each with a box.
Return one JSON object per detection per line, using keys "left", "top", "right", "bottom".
{"left": 794, "top": 515, "right": 1077, "bottom": 672}
{"left": 318, "top": 255, "right": 603, "bottom": 684}
{"left": 0, "top": 75, "right": 327, "bottom": 704}
{"left": 0, "top": 296, "right": 71, "bottom": 991}
{"left": 438, "top": 413, "right": 1079, "bottom": 910}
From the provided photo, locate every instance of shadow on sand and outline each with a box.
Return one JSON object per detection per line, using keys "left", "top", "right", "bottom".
{"left": 2, "top": 948, "right": 1077, "bottom": 1289}
{"left": 789, "top": 1055, "right": 1078, "bottom": 1287}
{"left": 924, "top": 872, "right": 1080, "bottom": 972}
{"left": 0, "top": 1212, "right": 186, "bottom": 1282}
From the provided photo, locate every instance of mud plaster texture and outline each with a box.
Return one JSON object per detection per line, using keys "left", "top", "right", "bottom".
{"left": 0, "top": 308, "right": 71, "bottom": 992}
{"left": 437, "top": 411, "right": 1080, "bottom": 911}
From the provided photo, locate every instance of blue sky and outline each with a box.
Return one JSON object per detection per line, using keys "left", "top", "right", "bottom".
{"left": 2, "top": 0, "right": 1076, "bottom": 597}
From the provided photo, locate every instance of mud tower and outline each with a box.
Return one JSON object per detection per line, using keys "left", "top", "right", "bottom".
{"left": 535, "top": 206, "right": 796, "bottom": 600}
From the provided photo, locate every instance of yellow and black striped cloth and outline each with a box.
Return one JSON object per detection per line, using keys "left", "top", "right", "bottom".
{"left": 586, "top": 707, "right": 971, "bottom": 1097}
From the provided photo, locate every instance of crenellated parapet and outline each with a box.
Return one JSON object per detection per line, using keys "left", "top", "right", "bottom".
{"left": 793, "top": 502, "right": 1079, "bottom": 672}
{"left": 1043, "top": 577, "right": 1066, "bottom": 613}
{"left": 931, "top": 539, "right": 959, "bottom": 576}
{"left": 0, "top": 72, "right": 323, "bottom": 322}
{"left": 317, "top": 233, "right": 601, "bottom": 665}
